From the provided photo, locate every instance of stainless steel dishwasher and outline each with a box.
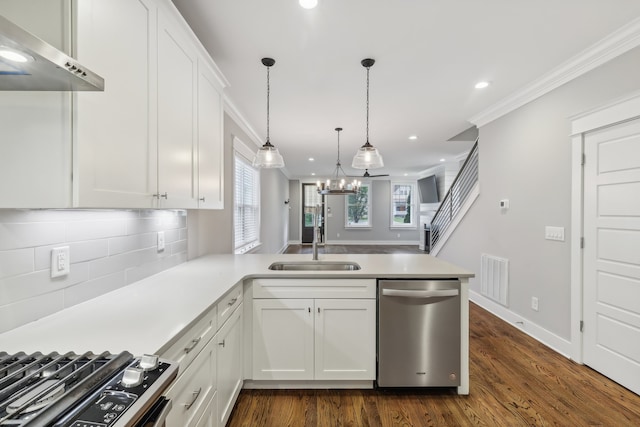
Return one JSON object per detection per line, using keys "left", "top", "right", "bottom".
{"left": 377, "top": 279, "right": 461, "bottom": 387}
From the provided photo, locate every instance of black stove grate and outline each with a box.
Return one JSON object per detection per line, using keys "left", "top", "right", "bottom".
{"left": 0, "top": 351, "right": 133, "bottom": 427}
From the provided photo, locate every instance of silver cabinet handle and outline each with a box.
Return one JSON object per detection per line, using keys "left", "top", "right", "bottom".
{"left": 227, "top": 297, "right": 237, "bottom": 307}
{"left": 382, "top": 289, "right": 459, "bottom": 298}
{"left": 184, "top": 337, "right": 201, "bottom": 354}
{"left": 199, "top": 197, "right": 206, "bottom": 202}
{"left": 218, "top": 339, "right": 225, "bottom": 348}
{"left": 160, "top": 192, "right": 168, "bottom": 199}
{"left": 183, "top": 387, "right": 201, "bottom": 410}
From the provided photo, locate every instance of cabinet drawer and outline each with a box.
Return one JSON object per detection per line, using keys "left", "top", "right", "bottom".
{"left": 217, "top": 283, "right": 243, "bottom": 327}
{"left": 165, "top": 333, "right": 217, "bottom": 427}
{"left": 252, "top": 278, "right": 376, "bottom": 299}
{"left": 161, "top": 305, "right": 217, "bottom": 375}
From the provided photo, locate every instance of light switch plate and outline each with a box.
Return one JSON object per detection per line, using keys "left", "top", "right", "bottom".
{"left": 51, "top": 246, "right": 70, "bottom": 278}
{"left": 545, "top": 226, "right": 565, "bottom": 241}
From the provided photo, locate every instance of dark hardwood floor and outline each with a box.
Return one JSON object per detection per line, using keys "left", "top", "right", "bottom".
{"left": 228, "top": 244, "right": 640, "bottom": 426}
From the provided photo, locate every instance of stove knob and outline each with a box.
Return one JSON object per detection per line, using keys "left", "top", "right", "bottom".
{"left": 121, "top": 367, "right": 144, "bottom": 388}
{"left": 139, "top": 354, "right": 159, "bottom": 371}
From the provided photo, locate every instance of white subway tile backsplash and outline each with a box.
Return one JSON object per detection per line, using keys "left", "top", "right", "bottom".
{"left": 0, "top": 209, "right": 187, "bottom": 332}
{"left": 0, "top": 248, "right": 34, "bottom": 279}
{"left": 0, "top": 263, "right": 90, "bottom": 305}
{"left": 0, "top": 222, "right": 66, "bottom": 250}
{"left": 125, "top": 260, "right": 162, "bottom": 285}
{"left": 108, "top": 233, "right": 156, "bottom": 255}
{"left": 67, "top": 219, "right": 127, "bottom": 242}
{"left": 64, "top": 272, "right": 126, "bottom": 308}
{"left": 34, "top": 240, "right": 109, "bottom": 271}
{"left": 0, "top": 291, "right": 65, "bottom": 334}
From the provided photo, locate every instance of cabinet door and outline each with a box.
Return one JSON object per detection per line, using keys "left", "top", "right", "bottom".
{"left": 74, "top": 0, "right": 158, "bottom": 208}
{"left": 315, "top": 299, "right": 376, "bottom": 380}
{"left": 197, "top": 59, "right": 224, "bottom": 209}
{"left": 252, "top": 299, "right": 314, "bottom": 380}
{"left": 0, "top": 1, "right": 72, "bottom": 208}
{"left": 165, "top": 334, "right": 217, "bottom": 427}
{"left": 157, "top": 8, "right": 198, "bottom": 208}
{"left": 217, "top": 304, "right": 243, "bottom": 427}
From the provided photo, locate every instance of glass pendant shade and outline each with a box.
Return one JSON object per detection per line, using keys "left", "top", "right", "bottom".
{"left": 254, "top": 57, "right": 284, "bottom": 169}
{"left": 253, "top": 141, "right": 285, "bottom": 168}
{"left": 353, "top": 58, "right": 384, "bottom": 170}
{"left": 352, "top": 141, "right": 384, "bottom": 169}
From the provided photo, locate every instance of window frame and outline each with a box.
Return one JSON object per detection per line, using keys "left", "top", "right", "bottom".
{"left": 390, "top": 182, "right": 417, "bottom": 229}
{"left": 345, "top": 183, "right": 372, "bottom": 228}
{"left": 233, "top": 138, "right": 261, "bottom": 254}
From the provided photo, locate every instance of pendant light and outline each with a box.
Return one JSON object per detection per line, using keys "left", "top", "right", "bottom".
{"left": 317, "top": 128, "right": 361, "bottom": 195}
{"left": 352, "top": 58, "right": 384, "bottom": 170}
{"left": 253, "top": 57, "right": 285, "bottom": 168}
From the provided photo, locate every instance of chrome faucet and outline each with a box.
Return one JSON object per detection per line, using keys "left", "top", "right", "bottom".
{"left": 312, "top": 204, "right": 320, "bottom": 261}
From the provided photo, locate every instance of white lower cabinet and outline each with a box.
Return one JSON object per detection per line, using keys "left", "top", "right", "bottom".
{"left": 217, "top": 304, "right": 243, "bottom": 426}
{"left": 165, "top": 333, "right": 217, "bottom": 427}
{"left": 251, "top": 279, "right": 377, "bottom": 382}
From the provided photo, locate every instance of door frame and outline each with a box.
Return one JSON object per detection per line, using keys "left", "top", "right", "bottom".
{"left": 298, "top": 180, "right": 326, "bottom": 245}
{"left": 569, "top": 89, "right": 640, "bottom": 363}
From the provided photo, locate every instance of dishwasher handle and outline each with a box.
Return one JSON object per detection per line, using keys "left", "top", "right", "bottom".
{"left": 381, "top": 288, "right": 459, "bottom": 298}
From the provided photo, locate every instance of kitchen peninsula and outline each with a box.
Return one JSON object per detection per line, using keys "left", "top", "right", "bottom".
{"left": 0, "top": 253, "right": 473, "bottom": 426}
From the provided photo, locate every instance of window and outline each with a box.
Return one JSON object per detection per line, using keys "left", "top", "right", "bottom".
{"left": 234, "top": 144, "right": 260, "bottom": 254}
{"left": 346, "top": 183, "right": 371, "bottom": 228}
{"left": 390, "top": 182, "right": 416, "bottom": 228}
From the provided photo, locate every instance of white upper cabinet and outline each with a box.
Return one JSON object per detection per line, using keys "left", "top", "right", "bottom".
{"left": 74, "top": 0, "right": 158, "bottom": 208}
{"left": 0, "top": 0, "right": 72, "bottom": 208}
{"left": 0, "top": 0, "right": 227, "bottom": 209}
{"left": 197, "top": 59, "right": 225, "bottom": 209}
{"left": 157, "top": 6, "right": 198, "bottom": 209}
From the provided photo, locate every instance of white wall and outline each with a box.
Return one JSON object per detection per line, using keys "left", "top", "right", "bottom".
{"left": 188, "top": 112, "right": 290, "bottom": 257}
{"left": 438, "top": 45, "right": 640, "bottom": 341}
{"left": 0, "top": 209, "right": 187, "bottom": 333}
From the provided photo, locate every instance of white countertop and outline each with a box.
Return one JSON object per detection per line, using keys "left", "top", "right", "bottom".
{"left": 0, "top": 253, "right": 473, "bottom": 356}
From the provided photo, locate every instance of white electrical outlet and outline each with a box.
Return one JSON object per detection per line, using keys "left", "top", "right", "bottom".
{"left": 531, "top": 297, "right": 539, "bottom": 312}
{"left": 157, "top": 231, "right": 165, "bottom": 251}
{"left": 336, "top": 233, "right": 340, "bottom": 238}
{"left": 545, "top": 226, "right": 565, "bottom": 241}
{"left": 51, "top": 246, "right": 70, "bottom": 278}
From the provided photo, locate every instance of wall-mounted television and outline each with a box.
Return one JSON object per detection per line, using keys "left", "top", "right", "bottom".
{"left": 417, "top": 175, "right": 439, "bottom": 203}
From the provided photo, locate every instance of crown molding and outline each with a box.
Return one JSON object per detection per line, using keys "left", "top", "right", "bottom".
{"left": 469, "top": 17, "right": 640, "bottom": 128}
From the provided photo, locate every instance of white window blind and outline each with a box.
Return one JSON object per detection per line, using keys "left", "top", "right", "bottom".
{"left": 234, "top": 154, "right": 260, "bottom": 254}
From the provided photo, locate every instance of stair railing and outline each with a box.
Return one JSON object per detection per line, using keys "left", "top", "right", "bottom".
{"left": 430, "top": 139, "right": 479, "bottom": 250}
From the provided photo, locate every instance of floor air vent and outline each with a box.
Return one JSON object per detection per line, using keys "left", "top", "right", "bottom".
{"left": 480, "top": 254, "right": 509, "bottom": 306}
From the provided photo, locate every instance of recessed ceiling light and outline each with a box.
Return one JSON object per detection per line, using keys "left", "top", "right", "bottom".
{"left": 311, "top": 172, "right": 316, "bottom": 176}
{"left": 408, "top": 135, "right": 417, "bottom": 140}
{"left": 299, "top": 0, "right": 318, "bottom": 9}
{"left": 308, "top": 157, "right": 315, "bottom": 162}
{"left": 475, "top": 81, "right": 490, "bottom": 89}
{"left": 440, "top": 158, "right": 446, "bottom": 162}
{"left": 404, "top": 173, "right": 408, "bottom": 176}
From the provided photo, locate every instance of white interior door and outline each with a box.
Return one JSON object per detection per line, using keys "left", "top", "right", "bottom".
{"left": 583, "top": 117, "right": 640, "bottom": 395}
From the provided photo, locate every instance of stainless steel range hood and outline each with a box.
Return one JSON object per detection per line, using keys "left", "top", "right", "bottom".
{"left": 0, "top": 14, "right": 104, "bottom": 91}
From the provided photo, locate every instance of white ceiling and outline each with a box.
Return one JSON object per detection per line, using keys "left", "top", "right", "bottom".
{"left": 171, "top": 0, "right": 640, "bottom": 179}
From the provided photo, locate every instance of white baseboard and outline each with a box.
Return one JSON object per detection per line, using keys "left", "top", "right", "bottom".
{"left": 469, "top": 290, "right": 572, "bottom": 359}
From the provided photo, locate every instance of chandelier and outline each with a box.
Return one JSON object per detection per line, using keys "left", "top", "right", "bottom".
{"left": 317, "top": 128, "right": 361, "bottom": 195}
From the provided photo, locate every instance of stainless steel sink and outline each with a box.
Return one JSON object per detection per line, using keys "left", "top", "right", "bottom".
{"left": 268, "top": 261, "right": 361, "bottom": 271}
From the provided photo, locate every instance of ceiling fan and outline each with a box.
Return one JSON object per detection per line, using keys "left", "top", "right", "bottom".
{"left": 350, "top": 168, "right": 389, "bottom": 178}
